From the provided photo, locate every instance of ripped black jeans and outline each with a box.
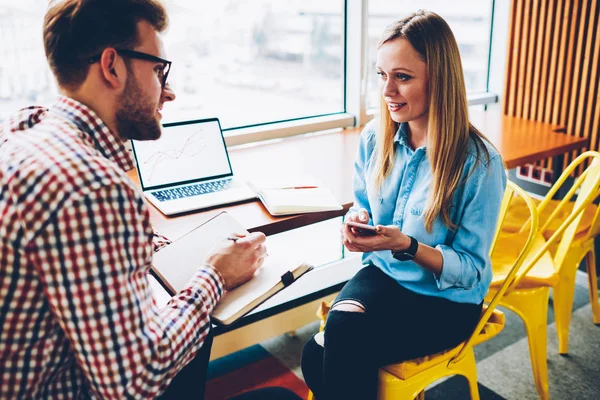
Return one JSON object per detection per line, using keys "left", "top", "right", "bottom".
{"left": 301, "top": 265, "right": 482, "bottom": 400}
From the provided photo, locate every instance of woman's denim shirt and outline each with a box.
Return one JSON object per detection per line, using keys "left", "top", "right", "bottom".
{"left": 350, "top": 121, "right": 507, "bottom": 304}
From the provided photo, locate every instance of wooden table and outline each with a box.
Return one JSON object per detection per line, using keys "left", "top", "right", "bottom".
{"left": 469, "top": 110, "right": 587, "bottom": 172}
{"left": 128, "top": 109, "right": 588, "bottom": 242}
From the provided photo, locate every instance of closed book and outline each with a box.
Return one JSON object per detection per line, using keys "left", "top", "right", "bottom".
{"left": 247, "top": 179, "right": 343, "bottom": 216}
{"left": 151, "top": 211, "right": 312, "bottom": 325}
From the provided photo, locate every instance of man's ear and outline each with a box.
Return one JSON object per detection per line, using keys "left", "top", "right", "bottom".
{"left": 98, "top": 48, "right": 126, "bottom": 89}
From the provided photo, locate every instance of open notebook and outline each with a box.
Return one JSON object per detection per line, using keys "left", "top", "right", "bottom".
{"left": 151, "top": 212, "right": 312, "bottom": 325}
{"left": 247, "top": 178, "right": 342, "bottom": 216}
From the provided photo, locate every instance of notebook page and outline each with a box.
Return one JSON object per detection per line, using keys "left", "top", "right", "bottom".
{"left": 152, "top": 212, "right": 246, "bottom": 293}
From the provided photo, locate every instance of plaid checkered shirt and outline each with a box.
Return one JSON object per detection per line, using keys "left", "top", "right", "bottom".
{"left": 0, "top": 96, "right": 224, "bottom": 399}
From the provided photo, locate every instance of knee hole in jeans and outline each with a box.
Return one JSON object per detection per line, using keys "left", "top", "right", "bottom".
{"left": 313, "top": 331, "right": 325, "bottom": 347}
{"left": 330, "top": 299, "right": 366, "bottom": 313}
{"left": 314, "top": 300, "right": 366, "bottom": 348}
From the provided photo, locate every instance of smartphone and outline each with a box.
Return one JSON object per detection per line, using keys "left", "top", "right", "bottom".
{"left": 346, "top": 221, "right": 378, "bottom": 236}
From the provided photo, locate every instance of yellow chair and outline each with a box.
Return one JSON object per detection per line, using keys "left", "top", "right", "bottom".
{"left": 501, "top": 158, "right": 600, "bottom": 331}
{"left": 307, "top": 180, "right": 539, "bottom": 400}
{"left": 486, "top": 151, "right": 600, "bottom": 400}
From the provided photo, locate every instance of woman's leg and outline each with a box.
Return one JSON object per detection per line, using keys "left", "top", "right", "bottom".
{"left": 301, "top": 265, "right": 482, "bottom": 400}
{"left": 322, "top": 308, "right": 375, "bottom": 400}
{"left": 302, "top": 265, "right": 392, "bottom": 400}
{"left": 301, "top": 333, "right": 326, "bottom": 397}
{"left": 374, "top": 286, "right": 482, "bottom": 367}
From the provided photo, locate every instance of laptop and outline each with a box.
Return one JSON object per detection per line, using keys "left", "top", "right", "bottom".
{"left": 131, "top": 118, "right": 256, "bottom": 216}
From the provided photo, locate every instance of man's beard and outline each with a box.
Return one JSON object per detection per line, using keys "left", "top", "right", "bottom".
{"left": 115, "top": 75, "right": 162, "bottom": 141}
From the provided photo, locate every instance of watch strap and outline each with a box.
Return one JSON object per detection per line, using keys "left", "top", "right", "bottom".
{"left": 391, "top": 235, "right": 418, "bottom": 261}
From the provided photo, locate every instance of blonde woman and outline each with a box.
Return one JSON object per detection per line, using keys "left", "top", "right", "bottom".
{"left": 301, "top": 10, "right": 506, "bottom": 400}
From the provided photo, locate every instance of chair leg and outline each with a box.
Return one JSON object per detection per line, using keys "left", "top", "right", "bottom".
{"left": 502, "top": 288, "right": 550, "bottom": 400}
{"left": 524, "top": 295, "right": 550, "bottom": 400}
{"left": 443, "top": 349, "right": 480, "bottom": 400}
{"left": 586, "top": 249, "right": 600, "bottom": 324}
{"left": 465, "top": 375, "right": 480, "bottom": 400}
{"left": 458, "top": 351, "right": 481, "bottom": 400}
{"left": 553, "top": 274, "right": 577, "bottom": 355}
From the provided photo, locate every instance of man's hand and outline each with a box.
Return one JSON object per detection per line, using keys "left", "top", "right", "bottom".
{"left": 205, "top": 232, "right": 267, "bottom": 291}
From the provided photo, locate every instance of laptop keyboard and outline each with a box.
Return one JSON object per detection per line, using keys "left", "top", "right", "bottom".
{"left": 152, "top": 179, "right": 233, "bottom": 202}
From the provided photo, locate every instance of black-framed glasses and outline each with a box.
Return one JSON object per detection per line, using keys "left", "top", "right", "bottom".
{"left": 88, "top": 49, "right": 172, "bottom": 88}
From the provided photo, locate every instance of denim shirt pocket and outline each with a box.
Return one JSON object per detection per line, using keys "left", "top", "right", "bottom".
{"left": 409, "top": 206, "right": 422, "bottom": 216}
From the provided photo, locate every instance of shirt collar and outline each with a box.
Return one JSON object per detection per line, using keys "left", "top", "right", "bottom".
{"left": 394, "top": 122, "right": 411, "bottom": 147}
{"left": 394, "top": 122, "right": 427, "bottom": 152}
{"left": 50, "top": 95, "right": 135, "bottom": 172}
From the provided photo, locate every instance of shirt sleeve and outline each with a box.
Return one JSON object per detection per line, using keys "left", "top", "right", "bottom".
{"left": 347, "top": 124, "right": 376, "bottom": 220}
{"left": 27, "top": 182, "right": 224, "bottom": 399}
{"left": 435, "top": 154, "right": 507, "bottom": 290}
{"left": 152, "top": 227, "right": 172, "bottom": 252}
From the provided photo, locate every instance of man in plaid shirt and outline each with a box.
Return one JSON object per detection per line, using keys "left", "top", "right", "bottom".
{"left": 0, "top": 1, "right": 302, "bottom": 399}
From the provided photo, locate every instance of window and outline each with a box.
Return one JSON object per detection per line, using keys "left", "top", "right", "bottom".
{"left": 0, "top": 2, "right": 53, "bottom": 119}
{"left": 162, "top": 0, "right": 345, "bottom": 129}
{"left": 0, "top": 1, "right": 497, "bottom": 137}
{"left": 0, "top": 0, "right": 347, "bottom": 130}
{"left": 366, "top": 0, "right": 494, "bottom": 109}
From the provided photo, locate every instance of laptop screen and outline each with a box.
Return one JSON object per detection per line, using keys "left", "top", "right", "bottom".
{"left": 131, "top": 118, "right": 233, "bottom": 190}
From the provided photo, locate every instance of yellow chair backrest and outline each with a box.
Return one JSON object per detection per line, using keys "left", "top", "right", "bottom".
{"left": 451, "top": 180, "right": 539, "bottom": 364}
{"left": 512, "top": 151, "right": 600, "bottom": 286}
{"left": 584, "top": 187, "right": 600, "bottom": 241}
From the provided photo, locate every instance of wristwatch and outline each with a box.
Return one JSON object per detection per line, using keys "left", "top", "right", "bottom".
{"left": 391, "top": 235, "right": 419, "bottom": 261}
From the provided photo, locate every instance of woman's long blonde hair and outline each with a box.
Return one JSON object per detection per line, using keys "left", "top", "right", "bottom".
{"left": 373, "top": 10, "right": 492, "bottom": 232}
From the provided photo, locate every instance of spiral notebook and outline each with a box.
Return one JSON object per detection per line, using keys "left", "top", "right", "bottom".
{"left": 151, "top": 212, "right": 312, "bottom": 325}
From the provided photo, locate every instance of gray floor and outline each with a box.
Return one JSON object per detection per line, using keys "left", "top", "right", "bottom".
{"left": 476, "top": 303, "right": 600, "bottom": 400}
{"left": 258, "top": 271, "right": 600, "bottom": 399}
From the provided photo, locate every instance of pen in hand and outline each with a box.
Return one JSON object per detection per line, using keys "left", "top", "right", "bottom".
{"left": 227, "top": 234, "right": 269, "bottom": 258}
{"left": 227, "top": 233, "right": 247, "bottom": 242}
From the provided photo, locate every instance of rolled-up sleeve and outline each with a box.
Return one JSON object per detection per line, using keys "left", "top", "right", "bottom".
{"left": 435, "top": 154, "right": 507, "bottom": 290}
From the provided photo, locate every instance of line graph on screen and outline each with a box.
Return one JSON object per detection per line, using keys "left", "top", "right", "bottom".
{"left": 143, "top": 130, "right": 207, "bottom": 185}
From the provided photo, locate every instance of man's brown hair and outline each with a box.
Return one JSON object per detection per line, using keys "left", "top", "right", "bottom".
{"left": 43, "top": 0, "right": 168, "bottom": 90}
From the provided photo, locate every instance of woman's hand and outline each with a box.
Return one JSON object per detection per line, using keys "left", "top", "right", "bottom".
{"left": 341, "top": 210, "right": 411, "bottom": 253}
